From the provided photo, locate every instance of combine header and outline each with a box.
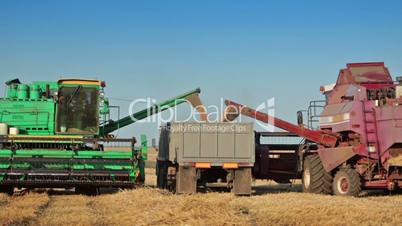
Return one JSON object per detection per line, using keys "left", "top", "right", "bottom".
{"left": 226, "top": 62, "right": 402, "bottom": 196}
{"left": 0, "top": 78, "right": 201, "bottom": 195}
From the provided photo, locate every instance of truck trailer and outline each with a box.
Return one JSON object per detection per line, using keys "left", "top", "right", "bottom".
{"left": 157, "top": 122, "right": 255, "bottom": 195}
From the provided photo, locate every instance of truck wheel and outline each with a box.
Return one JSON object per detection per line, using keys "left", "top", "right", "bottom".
{"left": 226, "top": 170, "right": 234, "bottom": 191}
{"left": 302, "top": 155, "right": 332, "bottom": 194}
{"left": 332, "top": 168, "right": 361, "bottom": 196}
{"left": 167, "top": 166, "right": 177, "bottom": 192}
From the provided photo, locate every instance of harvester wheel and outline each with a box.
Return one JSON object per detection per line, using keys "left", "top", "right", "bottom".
{"left": 332, "top": 168, "right": 361, "bottom": 196}
{"left": 302, "top": 155, "right": 332, "bottom": 194}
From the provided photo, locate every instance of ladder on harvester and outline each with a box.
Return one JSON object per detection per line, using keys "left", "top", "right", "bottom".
{"left": 363, "top": 101, "right": 380, "bottom": 173}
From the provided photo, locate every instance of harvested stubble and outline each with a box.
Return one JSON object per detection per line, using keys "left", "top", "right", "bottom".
{"left": 0, "top": 192, "right": 50, "bottom": 225}
{"left": 0, "top": 185, "right": 401, "bottom": 226}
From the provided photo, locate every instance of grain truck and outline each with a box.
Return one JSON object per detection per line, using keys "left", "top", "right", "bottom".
{"left": 156, "top": 122, "right": 255, "bottom": 195}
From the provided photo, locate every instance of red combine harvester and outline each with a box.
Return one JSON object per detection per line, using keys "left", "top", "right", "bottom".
{"left": 226, "top": 62, "right": 402, "bottom": 196}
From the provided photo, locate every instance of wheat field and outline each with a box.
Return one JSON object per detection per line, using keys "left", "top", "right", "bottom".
{"left": 0, "top": 169, "right": 401, "bottom": 226}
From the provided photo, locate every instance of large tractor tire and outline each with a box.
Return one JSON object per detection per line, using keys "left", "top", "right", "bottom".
{"left": 302, "top": 155, "right": 332, "bottom": 194}
{"left": 332, "top": 167, "right": 361, "bottom": 196}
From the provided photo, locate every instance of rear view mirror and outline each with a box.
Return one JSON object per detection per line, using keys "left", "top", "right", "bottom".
{"left": 297, "top": 111, "right": 304, "bottom": 126}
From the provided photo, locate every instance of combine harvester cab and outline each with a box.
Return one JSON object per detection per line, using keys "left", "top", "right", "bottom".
{"left": 0, "top": 78, "right": 202, "bottom": 195}
{"left": 225, "top": 62, "right": 402, "bottom": 196}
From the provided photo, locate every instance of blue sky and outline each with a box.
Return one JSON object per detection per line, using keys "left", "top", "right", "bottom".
{"left": 1, "top": 0, "right": 402, "bottom": 140}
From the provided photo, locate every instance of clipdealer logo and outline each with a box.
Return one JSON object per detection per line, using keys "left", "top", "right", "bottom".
{"left": 127, "top": 97, "right": 275, "bottom": 132}
{"left": 255, "top": 98, "right": 275, "bottom": 132}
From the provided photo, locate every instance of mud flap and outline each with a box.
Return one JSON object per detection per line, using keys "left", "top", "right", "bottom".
{"left": 176, "top": 166, "right": 197, "bottom": 194}
{"left": 233, "top": 168, "right": 252, "bottom": 196}
{"left": 156, "top": 160, "right": 168, "bottom": 189}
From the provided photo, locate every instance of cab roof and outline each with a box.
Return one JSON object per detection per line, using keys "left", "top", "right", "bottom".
{"left": 336, "top": 62, "right": 393, "bottom": 85}
{"left": 58, "top": 79, "right": 102, "bottom": 86}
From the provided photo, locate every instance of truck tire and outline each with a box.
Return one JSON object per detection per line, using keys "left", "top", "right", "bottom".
{"left": 332, "top": 168, "right": 361, "bottom": 196}
{"left": 302, "top": 155, "right": 332, "bottom": 194}
{"left": 167, "top": 166, "right": 177, "bottom": 192}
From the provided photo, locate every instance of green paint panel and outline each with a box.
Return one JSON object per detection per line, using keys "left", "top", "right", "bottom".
{"left": 0, "top": 163, "right": 10, "bottom": 169}
{"left": 13, "top": 150, "right": 74, "bottom": 158}
{"left": 3, "top": 150, "right": 133, "bottom": 158}
{"left": 140, "top": 134, "right": 148, "bottom": 160}
{"left": 8, "top": 139, "right": 84, "bottom": 144}
{"left": 0, "top": 148, "right": 139, "bottom": 183}
{"left": 75, "top": 151, "right": 133, "bottom": 158}
{"left": 0, "top": 99, "right": 55, "bottom": 135}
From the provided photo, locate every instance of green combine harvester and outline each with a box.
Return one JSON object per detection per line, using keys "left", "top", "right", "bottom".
{"left": 0, "top": 78, "right": 201, "bottom": 195}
